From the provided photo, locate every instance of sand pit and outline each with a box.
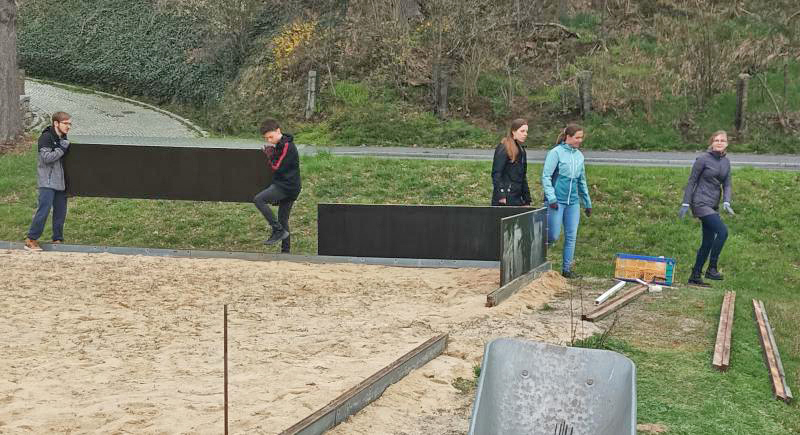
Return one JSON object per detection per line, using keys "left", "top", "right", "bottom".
{"left": 0, "top": 249, "right": 597, "bottom": 434}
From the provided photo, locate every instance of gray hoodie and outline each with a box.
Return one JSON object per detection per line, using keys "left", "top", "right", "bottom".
{"left": 682, "top": 151, "right": 731, "bottom": 218}
{"left": 36, "top": 126, "right": 68, "bottom": 191}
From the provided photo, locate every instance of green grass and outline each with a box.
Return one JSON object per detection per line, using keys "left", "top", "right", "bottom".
{"left": 1, "top": 145, "right": 798, "bottom": 433}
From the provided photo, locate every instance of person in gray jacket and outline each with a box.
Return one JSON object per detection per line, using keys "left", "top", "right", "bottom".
{"left": 679, "top": 130, "right": 735, "bottom": 287}
{"left": 24, "top": 112, "right": 72, "bottom": 251}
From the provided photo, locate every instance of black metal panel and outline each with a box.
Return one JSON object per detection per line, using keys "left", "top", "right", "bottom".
{"left": 63, "top": 143, "right": 272, "bottom": 202}
{"left": 500, "top": 208, "right": 548, "bottom": 285}
{"left": 317, "top": 204, "right": 532, "bottom": 261}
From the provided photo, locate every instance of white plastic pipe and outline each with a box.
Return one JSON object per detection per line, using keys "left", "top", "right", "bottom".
{"left": 595, "top": 280, "right": 626, "bottom": 305}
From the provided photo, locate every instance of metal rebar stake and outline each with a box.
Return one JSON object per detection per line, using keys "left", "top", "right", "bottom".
{"left": 224, "top": 304, "right": 229, "bottom": 435}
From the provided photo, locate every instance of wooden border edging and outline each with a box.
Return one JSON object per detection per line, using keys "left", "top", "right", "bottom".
{"left": 0, "top": 241, "right": 498, "bottom": 269}
{"left": 581, "top": 285, "right": 648, "bottom": 322}
{"left": 486, "top": 262, "right": 551, "bottom": 307}
{"left": 712, "top": 291, "right": 736, "bottom": 371}
{"left": 752, "top": 299, "right": 793, "bottom": 403}
{"left": 280, "top": 334, "right": 448, "bottom": 435}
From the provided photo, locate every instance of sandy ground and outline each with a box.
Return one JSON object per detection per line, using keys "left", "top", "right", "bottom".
{"left": 0, "top": 249, "right": 598, "bottom": 434}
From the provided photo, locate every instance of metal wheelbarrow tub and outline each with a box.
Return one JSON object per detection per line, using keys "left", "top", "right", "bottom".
{"left": 468, "top": 338, "right": 636, "bottom": 435}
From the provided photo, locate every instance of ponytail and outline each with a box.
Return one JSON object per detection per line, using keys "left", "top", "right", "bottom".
{"left": 556, "top": 123, "right": 583, "bottom": 146}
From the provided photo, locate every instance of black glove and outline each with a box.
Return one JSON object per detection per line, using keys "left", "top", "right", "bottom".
{"left": 59, "top": 139, "right": 70, "bottom": 150}
{"left": 549, "top": 202, "right": 558, "bottom": 209}
{"left": 585, "top": 208, "right": 592, "bottom": 217}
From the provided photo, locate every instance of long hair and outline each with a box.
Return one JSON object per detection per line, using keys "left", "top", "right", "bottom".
{"left": 500, "top": 118, "right": 527, "bottom": 163}
{"left": 554, "top": 123, "right": 583, "bottom": 146}
{"left": 707, "top": 130, "right": 728, "bottom": 155}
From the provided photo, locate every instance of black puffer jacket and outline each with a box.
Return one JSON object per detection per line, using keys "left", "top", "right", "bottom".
{"left": 267, "top": 134, "right": 302, "bottom": 200}
{"left": 491, "top": 141, "right": 531, "bottom": 206}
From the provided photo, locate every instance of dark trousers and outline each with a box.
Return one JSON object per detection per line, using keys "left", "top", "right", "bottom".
{"left": 27, "top": 188, "right": 68, "bottom": 241}
{"left": 254, "top": 185, "right": 294, "bottom": 252}
{"left": 692, "top": 213, "right": 728, "bottom": 273}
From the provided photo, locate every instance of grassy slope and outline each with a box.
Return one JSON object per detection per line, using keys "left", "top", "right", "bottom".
{"left": 1, "top": 146, "right": 798, "bottom": 433}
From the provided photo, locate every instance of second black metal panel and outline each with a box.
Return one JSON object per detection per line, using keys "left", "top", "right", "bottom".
{"left": 318, "top": 204, "right": 531, "bottom": 261}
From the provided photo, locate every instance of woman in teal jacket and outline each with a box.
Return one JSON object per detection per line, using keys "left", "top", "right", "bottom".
{"left": 541, "top": 124, "right": 592, "bottom": 278}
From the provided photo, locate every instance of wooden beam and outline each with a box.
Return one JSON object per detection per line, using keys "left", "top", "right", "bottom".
{"left": 486, "top": 261, "right": 551, "bottom": 307}
{"left": 280, "top": 334, "right": 448, "bottom": 435}
{"left": 581, "top": 284, "right": 648, "bottom": 322}
{"left": 752, "top": 299, "right": 793, "bottom": 403}
{"left": 712, "top": 291, "right": 735, "bottom": 371}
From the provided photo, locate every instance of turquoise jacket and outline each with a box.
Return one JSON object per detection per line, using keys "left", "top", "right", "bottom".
{"left": 541, "top": 142, "right": 592, "bottom": 207}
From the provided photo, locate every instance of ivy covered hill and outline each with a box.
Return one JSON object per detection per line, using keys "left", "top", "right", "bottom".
{"left": 17, "top": 0, "right": 800, "bottom": 151}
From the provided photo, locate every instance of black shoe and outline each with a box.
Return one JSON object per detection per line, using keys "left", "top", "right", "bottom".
{"left": 561, "top": 270, "right": 581, "bottom": 279}
{"left": 264, "top": 229, "right": 289, "bottom": 245}
{"left": 705, "top": 268, "right": 724, "bottom": 280}
{"left": 688, "top": 271, "right": 712, "bottom": 287}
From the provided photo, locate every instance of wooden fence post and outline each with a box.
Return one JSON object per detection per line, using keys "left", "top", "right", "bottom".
{"left": 577, "top": 70, "right": 592, "bottom": 118}
{"left": 304, "top": 70, "right": 317, "bottom": 120}
{"left": 734, "top": 73, "right": 750, "bottom": 134}
{"left": 432, "top": 60, "right": 449, "bottom": 119}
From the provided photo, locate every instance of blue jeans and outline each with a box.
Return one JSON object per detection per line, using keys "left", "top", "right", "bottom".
{"left": 547, "top": 202, "right": 581, "bottom": 273}
{"left": 27, "top": 188, "right": 68, "bottom": 241}
{"left": 692, "top": 213, "right": 728, "bottom": 273}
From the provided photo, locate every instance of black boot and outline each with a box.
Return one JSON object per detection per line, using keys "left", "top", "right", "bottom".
{"left": 264, "top": 228, "right": 289, "bottom": 245}
{"left": 688, "top": 270, "right": 711, "bottom": 287}
{"left": 280, "top": 235, "right": 291, "bottom": 254}
{"left": 705, "top": 267, "right": 723, "bottom": 280}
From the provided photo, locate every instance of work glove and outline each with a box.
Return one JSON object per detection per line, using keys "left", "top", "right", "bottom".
{"left": 584, "top": 208, "right": 592, "bottom": 217}
{"left": 262, "top": 145, "right": 276, "bottom": 159}
{"left": 549, "top": 201, "right": 558, "bottom": 210}
{"left": 722, "top": 202, "right": 735, "bottom": 215}
{"left": 59, "top": 139, "right": 70, "bottom": 150}
{"left": 678, "top": 204, "right": 690, "bottom": 219}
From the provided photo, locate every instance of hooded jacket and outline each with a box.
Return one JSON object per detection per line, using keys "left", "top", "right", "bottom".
{"left": 36, "top": 125, "right": 69, "bottom": 191}
{"left": 266, "top": 133, "right": 301, "bottom": 200}
{"left": 541, "top": 142, "right": 592, "bottom": 208}
{"left": 682, "top": 150, "right": 731, "bottom": 218}
{"left": 491, "top": 140, "right": 531, "bottom": 206}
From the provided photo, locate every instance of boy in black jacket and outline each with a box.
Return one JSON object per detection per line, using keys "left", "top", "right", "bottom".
{"left": 254, "top": 119, "right": 301, "bottom": 252}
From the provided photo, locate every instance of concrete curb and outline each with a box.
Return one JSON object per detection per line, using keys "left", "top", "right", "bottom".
{"left": 1, "top": 241, "right": 499, "bottom": 269}
{"left": 25, "top": 77, "right": 209, "bottom": 138}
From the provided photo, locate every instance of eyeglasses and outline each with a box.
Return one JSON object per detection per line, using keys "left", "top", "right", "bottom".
{"left": 58, "top": 121, "right": 73, "bottom": 125}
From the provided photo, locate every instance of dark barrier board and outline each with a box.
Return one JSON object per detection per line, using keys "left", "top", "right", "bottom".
{"left": 63, "top": 143, "right": 272, "bottom": 202}
{"left": 317, "top": 204, "right": 531, "bottom": 261}
{"left": 500, "top": 208, "right": 547, "bottom": 286}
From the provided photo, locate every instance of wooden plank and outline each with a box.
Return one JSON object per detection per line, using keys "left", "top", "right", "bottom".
{"left": 581, "top": 285, "right": 648, "bottom": 322}
{"left": 486, "top": 261, "right": 551, "bottom": 307}
{"left": 757, "top": 300, "right": 793, "bottom": 403}
{"left": 712, "top": 291, "right": 735, "bottom": 371}
{"left": 721, "top": 291, "right": 736, "bottom": 369}
{"left": 752, "top": 300, "right": 791, "bottom": 403}
{"left": 280, "top": 334, "right": 448, "bottom": 435}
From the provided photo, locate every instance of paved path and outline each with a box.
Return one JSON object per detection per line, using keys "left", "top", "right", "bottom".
{"left": 27, "top": 79, "right": 800, "bottom": 170}
{"left": 25, "top": 80, "right": 201, "bottom": 138}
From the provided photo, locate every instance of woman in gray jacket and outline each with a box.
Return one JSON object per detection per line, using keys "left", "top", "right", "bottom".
{"left": 679, "top": 130, "right": 735, "bottom": 287}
